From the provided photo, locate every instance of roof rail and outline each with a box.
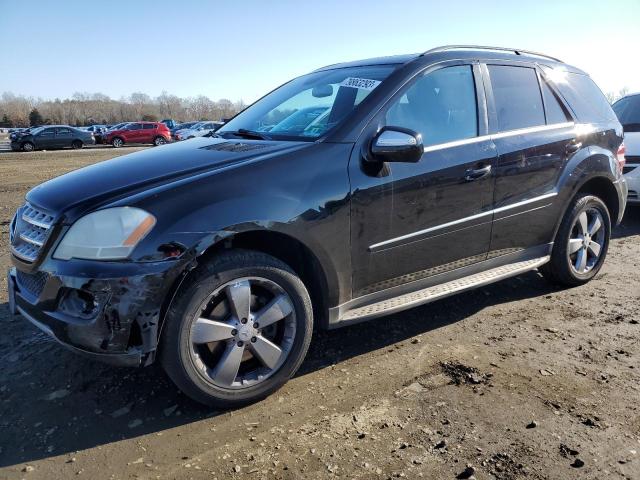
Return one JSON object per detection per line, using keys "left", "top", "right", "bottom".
{"left": 421, "top": 45, "right": 563, "bottom": 63}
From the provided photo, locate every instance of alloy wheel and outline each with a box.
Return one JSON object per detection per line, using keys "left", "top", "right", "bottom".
{"left": 188, "top": 277, "right": 296, "bottom": 389}
{"left": 567, "top": 208, "right": 605, "bottom": 274}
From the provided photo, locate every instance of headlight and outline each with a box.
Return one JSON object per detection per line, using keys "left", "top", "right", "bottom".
{"left": 54, "top": 207, "right": 156, "bottom": 260}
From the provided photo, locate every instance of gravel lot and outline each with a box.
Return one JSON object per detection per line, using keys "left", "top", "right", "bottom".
{"left": 0, "top": 145, "right": 638, "bottom": 480}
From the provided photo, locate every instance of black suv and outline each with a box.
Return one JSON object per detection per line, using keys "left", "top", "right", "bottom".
{"left": 8, "top": 46, "right": 627, "bottom": 407}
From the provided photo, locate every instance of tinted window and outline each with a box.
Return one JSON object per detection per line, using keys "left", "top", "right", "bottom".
{"left": 548, "top": 69, "right": 618, "bottom": 123}
{"left": 612, "top": 97, "right": 630, "bottom": 119}
{"left": 488, "top": 65, "right": 545, "bottom": 131}
{"left": 219, "top": 64, "right": 395, "bottom": 140}
{"left": 385, "top": 65, "right": 478, "bottom": 146}
{"left": 56, "top": 128, "right": 72, "bottom": 135}
{"left": 128, "top": 123, "right": 142, "bottom": 130}
{"left": 615, "top": 95, "right": 640, "bottom": 132}
{"left": 39, "top": 128, "right": 54, "bottom": 136}
{"left": 540, "top": 80, "right": 569, "bottom": 124}
{"left": 142, "top": 124, "right": 155, "bottom": 130}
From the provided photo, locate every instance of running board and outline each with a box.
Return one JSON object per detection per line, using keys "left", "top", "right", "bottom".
{"left": 339, "top": 256, "right": 550, "bottom": 322}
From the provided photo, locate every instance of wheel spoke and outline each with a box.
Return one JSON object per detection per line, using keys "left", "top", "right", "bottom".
{"left": 253, "top": 294, "right": 293, "bottom": 328}
{"left": 211, "top": 342, "right": 245, "bottom": 386}
{"left": 568, "top": 238, "right": 583, "bottom": 254}
{"left": 588, "top": 215, "right": 602, "bottom": 235}
{"left": 192, "top": 318, "right": 235, "bottom": 344}
{"left": 250, "top": 336, "right": 283, "bottom": 369}
{"left": 226, "top": 280, "right": 252, "bottom": 321}
{"left": 588, "top": 240, "right": 601, "bottom": 257}
{"left": 574, "top": 248, "right": 587, "bottom": 272}
{"left": 577, "top": 211, "right": 588, "bottom": 235}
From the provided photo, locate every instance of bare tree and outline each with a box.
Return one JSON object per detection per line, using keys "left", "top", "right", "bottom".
{"left": 0, "top": 90, "right": 245, "bottom": 127}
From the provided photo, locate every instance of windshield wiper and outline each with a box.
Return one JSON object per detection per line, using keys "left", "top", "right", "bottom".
{"left": 224, "top": 128, "right": 271, "bottom": 140}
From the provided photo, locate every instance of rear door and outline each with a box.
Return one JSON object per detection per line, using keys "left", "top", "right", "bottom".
{"left": 483, "top": 63, "right": 576, "bottom": 256}
{"left": 141, "top": 123, "right": 156, "bottom": 143}
{"left": 349, "top": 63, "right": 496, "bottom": 297}
{"left": 55, "top": 127, "right": 73, "bottom": 148}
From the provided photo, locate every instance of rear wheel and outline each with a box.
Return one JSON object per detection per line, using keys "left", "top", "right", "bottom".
{"left": 153, "top": 136, "right": 166, "bottom": 146}
{"left": 161, "top": 250, "right": 313, "bottom": 408}
{"left": 111, "top": 137, "right": 124, "bottom": 148}
{"left": 540, "top": 194, "right": 610, "bottom": 286}
{"left": 22, "top": 142, "right": 34, "bottom": 152}
{"left": 71, "top": 140, "right": 83, "bottom": 149}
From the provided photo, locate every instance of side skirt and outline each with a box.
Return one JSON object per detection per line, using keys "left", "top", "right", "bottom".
{"left": 328, "top": 245, "right": 552, "bottom": 328}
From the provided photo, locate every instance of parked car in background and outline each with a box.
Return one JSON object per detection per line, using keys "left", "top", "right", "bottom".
{"left": 174, "top": 121, "right": 222, "bottom": 140}
{"left": 9, "top": 128, "right": 32, "bottom": 141}
{"left": 10, "top": 125, "right": 95, "bottom": 151}
{"left": 170, "top": 121, "right": 199, "bottom": 139}
{"left": 161, "top": 119, "right": 178, "bottom": 130}
{"left": 103, "top": 121, "right": 171, "bottom": 147}
{"left": 613, "top": 93, "right": 640, "bottom": 204}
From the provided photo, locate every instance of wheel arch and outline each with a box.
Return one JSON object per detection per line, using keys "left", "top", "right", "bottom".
{"left": 156, "top": 228, "right": 334, "bottom": 355}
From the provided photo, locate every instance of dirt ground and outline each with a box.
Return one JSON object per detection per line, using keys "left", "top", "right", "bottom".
{"left": 0, "top": 145, "right": 638, "bottom": 480}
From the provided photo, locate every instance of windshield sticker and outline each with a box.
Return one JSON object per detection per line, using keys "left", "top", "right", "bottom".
{"left": 340, "top": 77, "right": 381, "bottom": 91}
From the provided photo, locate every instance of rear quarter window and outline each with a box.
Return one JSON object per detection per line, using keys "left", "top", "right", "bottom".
{"left": 549, "top": 70, "right": 618, "bottom": 123}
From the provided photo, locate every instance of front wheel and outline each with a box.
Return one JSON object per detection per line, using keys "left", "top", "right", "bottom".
{"left": 111, "top": 137, "right": 124, "bottom": 148}
{"left": 22, "top": 142, "right": 34, "bottom": 152}
{"left": 540, "top": 194, "right": 611, "bottom": 286}
{"left": 160, "top": 250, "right": 313, "bottom": 408}
{"left": 153, "top": 136, "right": 166, "bottom": 146}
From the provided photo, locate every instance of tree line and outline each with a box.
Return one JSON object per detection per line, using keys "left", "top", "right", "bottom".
{"left": 0, "top": 91, "right": 247, "bottom": 127}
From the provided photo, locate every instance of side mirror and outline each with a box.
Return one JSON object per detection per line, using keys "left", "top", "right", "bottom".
{"left": 369, "top": 127, "right": 423, "bottom": 163}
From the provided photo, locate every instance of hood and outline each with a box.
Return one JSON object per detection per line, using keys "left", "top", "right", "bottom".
{"left": 26, "top": 137, "right": 310, "bottom": 219}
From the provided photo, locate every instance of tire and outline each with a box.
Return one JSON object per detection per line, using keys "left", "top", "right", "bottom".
{"left": 111, "top": 137, "right": 124, "bottom": 148}
{"left": 160, "top": 249, "right": 313, "bottom": 408}
{"left": 71, "top": 140, "right": 83, "bottom": 149}
{"left": 153, "top": 136, "right": 166, "bottom": 146}
{"left": 22, "top": 142, "right": 34, "bottom": 152}
{"left": 540, "top": 194, "right": 611, "bottom": 287}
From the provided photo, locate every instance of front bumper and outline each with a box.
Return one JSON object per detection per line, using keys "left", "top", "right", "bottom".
{"left": 7, "top": 257, "right": 189, "bottom": 367}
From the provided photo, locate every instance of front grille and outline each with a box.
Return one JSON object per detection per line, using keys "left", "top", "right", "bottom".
{"left": 16, "top": 270, "right": 49, "bottom": 297}
{"left": 10, "top": 203, "right": 56, "bottom": 263}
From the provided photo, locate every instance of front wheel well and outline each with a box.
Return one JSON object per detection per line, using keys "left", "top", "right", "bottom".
{"left": 197, "top": 231, "right": 330, "bottom": 329}
{"left": 577, "top": 177, "right": 620, "bottom": 224}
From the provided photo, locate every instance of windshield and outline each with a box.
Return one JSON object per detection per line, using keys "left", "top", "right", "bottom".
{"left": 218, "top": 65, "right": 396, "bottom": 141}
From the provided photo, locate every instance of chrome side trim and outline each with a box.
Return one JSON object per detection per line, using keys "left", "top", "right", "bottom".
{"left": 491, "top": 122, "right": 574, "bottom": 140}
{"left": 369, "top": 192, "right": 557, "bottom": 251}
{"left": 421, "top": 122, "right": 575, "bottom": 154}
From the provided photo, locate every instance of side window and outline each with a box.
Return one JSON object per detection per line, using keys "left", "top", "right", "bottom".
{"left": 39, "top": 128, "right": 54, "bottom": 136}
{"left": 56, "top": 128, "right": 71, "bottom": 135}
{"left": 143, "top": 124, "right": 155, "bottom": 130}
{"left": 612, "top": 97, "right": 630, "bottom": 121}
{"left": 129, "top": 123, "right": 142, "bottom": 130}
{"left": 550, "top": 70, "right": 618, "bottom": 123}
{"left": 540, "top": 80, "right": 570, "bottom": 124}
{"left": 385, "top": 65, "right": 478, "bottom": 146}
{"left": 620, "top": 96, "right": 640, "bottom": 132}
{"left": 488, "top": 65, "right": 545, "bottom": 131}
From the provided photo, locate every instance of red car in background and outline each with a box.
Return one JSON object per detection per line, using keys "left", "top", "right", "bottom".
{"left": 103, "top": 122, "right": 171, "bottom": 148}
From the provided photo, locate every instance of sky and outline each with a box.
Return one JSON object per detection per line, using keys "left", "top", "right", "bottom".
{"left": 1, "top": 0, "right": 638, "bottom": 104}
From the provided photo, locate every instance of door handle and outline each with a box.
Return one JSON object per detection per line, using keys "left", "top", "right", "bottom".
{"left": 464, "top": 165, "right": 492, "bottom": 181}
{"left": 565, "top": 141, "right": 582, "bottom": 154}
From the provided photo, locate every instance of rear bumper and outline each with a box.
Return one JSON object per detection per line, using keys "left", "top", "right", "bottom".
{"left": 624, "top": 163, "right": 640, "bottom": 204}
{"left": 7, "top": 256, "right": 189, "bottom": 367}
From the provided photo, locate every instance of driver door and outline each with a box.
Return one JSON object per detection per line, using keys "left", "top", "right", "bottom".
{"left": 349, "top": 63, "right": 496, "bottom": 298}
